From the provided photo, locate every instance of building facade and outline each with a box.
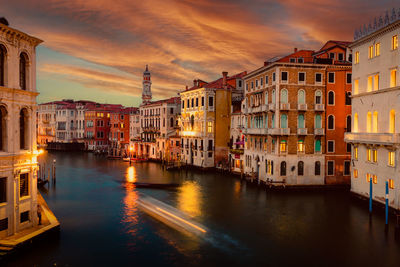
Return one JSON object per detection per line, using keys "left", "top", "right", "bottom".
{"left": 37, "top": 102, "right": 57, "bottom": 145}
{"left": 345, "top": 11, "right": 400, "bottom": 210}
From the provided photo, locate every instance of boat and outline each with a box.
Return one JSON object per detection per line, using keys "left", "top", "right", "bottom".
{"left": 122, "top": 157, "right": 130, "bottom": 162}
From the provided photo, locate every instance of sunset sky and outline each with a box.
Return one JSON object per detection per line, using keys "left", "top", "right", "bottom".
{"left": 1, "top": 0, "right": 398, "bottom": 106}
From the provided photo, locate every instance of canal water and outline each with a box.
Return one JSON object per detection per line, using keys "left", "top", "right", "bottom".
{"left": 5, "top": 151, "right": 400, "bottom": 266}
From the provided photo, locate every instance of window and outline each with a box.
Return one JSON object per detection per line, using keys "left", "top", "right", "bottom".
{"left": 372, "top": 111, "right": 378, "bottom": 133}
{"left": 281, "top": 114, "right": 288, "bottom": 128}
{"left": 298, "top": 90, "right": 305, "bottom": 104}
{"left": 298, "top": 114, "right": 305, "bottom": 128}
{"left": 20, "top": 109, "right": 28, "bottom": 150}
{"left": 346, "top": 115, "right": 351, "bottom": 132}
{"left": 327, "top": 161, "right": 334, "bottom": 175}
{"left": 260, "top": 77, "right": 263, "bottom": 86}
{"left": 315, "top": 161, "right": 321, "bottom": 175}
{"left": 290, "top": 58, "right": 296, "bottom": 63}
{"left": 182, "top": 100, "right": 185, "bottom": 109}
{"left": 255, "top": 79, "right": 258, "bottom": 87}
{"left": 315, "top": 114, "right": 322, "bottom": 129}
{"left": 353, "top": 169, "right": 358, "bottom": 178}
{"left": 367, "top": 112, "right": 372, "bottom": 132}
{"left": 281, "top": 71, "right": 288, "bottom": 82}
{"left": 354, "top": 146, "right": 358, "bottom": 160}
{"left": 272, "top": 72, "right": 276, "bottom": 82}
{"left": 372, "top": 175, "right": 377, "bottom": 184}
{"left": 0, "top": 218, "right": 7, "bottom": 231}
{"left": 207, "top": 121, "right": 213, "bottom": 133}
{"left": 392, "top": 35, "right": 398, "bottom": 50}
{"left": 191, "top": 98, "right": 194, "bottom": 107}
{"left": 201, "top": 97, "right": 204, "bottom": 106}
{"left": 280, "top": 140, "right": 287, "bottom": 153}
{"left": 297, "top": 58, "right": 304, "bottom": 63}
{"left": 388, "top": 151, "right": 395, "bottom": 167}
{"left": 19, "top": 52, "right": 28, "bottom": 90}
{"left": 0, "top": 45, "right": 6, "bottom": 86}
{"left": 347, "top": 143, "right": 352, "bottom": 153}
{"left": 390, "top": 110, "right": 396, "bottom": 133}
{"left": 315, "top": 73, "right": 322, "bottom": 84}
{"left": 298, "top": 72, "right": 305, "bottom": 83}
{"left": 298, "top": 140, "right": 305, "bottom": 153}
{"left": 20, "top": 211, "right": 29, "bottom": 223}
{"left": 328, "top": 72, "right": 335, "bottom": 83}
{"left": 19, "top": 173, "right": 29, "bottom": 197}
{"left": 328, "top": 91, "right": 334, "bottom": 105}
{"left": 389, "top": 179, "right": 395, "bottom": 189}
{"left": 344, "top": 161, "right": 350, "bottom": 175}
{"left": 390, "top": 69, "right": 397, "bottom": 87}
{"left": 271, "top": 89, "right": 276, "bottom": 103}
{"left": 355, "top": 51, "right": 359, "bottom": 64}
{"left": 327, "top": 140, "right": 334, "bottom": 153}
{"left": 208, "top": 96, "right": 214, "bottom": 107}
{"left": 375, "top": 43, "right": 380, "bottom": 56}
{"left": 329, "top": 53, "right": 335, "bottom": 59}
{"left": 251, "top": 81, "right": 254, "bottom": 89}
{"left": 0, "top": 106, "right": 7, "bottom": 151}
{"left": 315, "top": 139, "right": 321, "bottom": 152}
{"left": 328, "top": 115, "right": 334, "bottom": 130}
{"left": 367, "top": 76, "right": 373, "bottom": 92}
{"left": 195, "top": 98, "right": 198, "bottom": 107}
{"left": 368, "top": 45, "right": 373, "bottom": 59}
{"left": 265, "top": 76, "right": 269, "bottom": 85}
{"left": 280, "top": 161, "right": 286, "bottom": 176}
{"left": 345, "top": 92, "right": 351, "bottom": 106}
{"left": 0, "top": 177, "right": 5, "bottom": 203}
{"left": 298, "top": 161, "right": 304, "bottom": 176}
{"left": 315, "top": 90, "right": 322, "bottom": 104}
{"left": 346, "top": 73, "right": 352, "bottom": 84}
{"left": 354, "top": 79, "right": 359, "bottom": 94}
{"left": 374, "top": 74, "right": 379, "bottom": 90}
{"left": 367, "top": 148, "right": 372, "bottom": 162}
{"left": 280, "top": 89, "right": 288, "bottom": 103}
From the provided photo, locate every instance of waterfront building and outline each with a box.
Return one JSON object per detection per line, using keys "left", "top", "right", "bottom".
{"left": 243, "top": 41, "right": 351, "bottom": 185}
{"left": 0, "top": 19, "right": 43, "bottom": 237}
{"left": 229, "top": 103, "right": 246, "bottom": 174}
{"left": 84, "top": 105, "right": 111, "bottom": 151}
{"left": 180, "top": 72, "right": 246, "bottom": 168}
{"left": 129, "top": 108, "right": 140, "bottom": 154}
{"left": 345, "top": 9, "right": 400, "bottom": 209}
{"left": 37, "top": 102, "right": 58, "bottom": 145}
{"left": 109, "top": 108, "right": 131, "bottom": 156}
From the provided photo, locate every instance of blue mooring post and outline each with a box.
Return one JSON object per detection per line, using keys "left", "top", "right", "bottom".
{"left": 369, "top": 178, "right": 373, "bottom": 213}
{"left": 385, "top": 181, "right": 389, "bottom": 225}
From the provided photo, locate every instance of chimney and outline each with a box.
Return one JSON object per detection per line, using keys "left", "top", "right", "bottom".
{"left": 185, "top": 85, "right": 188, "bottom": 90}
{"left": 193, "top": 79, "right": 197, "bottom": 87}
{"left": 294, "top": 48, "right": 298, "bottom": 53}
{"left": 222, "top": 71, "right": 228, "bottom": 87}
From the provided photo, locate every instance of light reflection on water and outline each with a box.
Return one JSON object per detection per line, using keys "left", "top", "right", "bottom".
{"left": 177, "top": 181, "right": 202, "bottom": 218}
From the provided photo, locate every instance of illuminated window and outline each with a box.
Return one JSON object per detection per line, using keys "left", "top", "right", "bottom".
{"left": 367, "top": 112, "right": 372, "bottom": 133}
{"left": 392, "top": 35, "right": 398, "bottom": 50}
{"left": 367, "top": 76, "right": 373, "bottom": 92}
{"left": 280, "top": 140, "right": 287, "bottom": 153}
{"left": 375, "top": 43, "right": 380, "bottom": 56}
{"left": 355, "top": 51, "right": 359, "bottom": 64}
{"left": 367, "top": 148, "right": 372, "bottom": 162}
{"left": 353, "top": 169, "right": 358, "bottom": 178}
{"left": 207, "top": 121, "right": 213, "bottom": 133}
{"left": 390, "top": 110, "right": 396, "bottom": 133}
{"left": 298, "top": 140, "right": 305, "bottom": 153}
{"left": 374, "top": 74, "right": 379, "bottom": 90}
{"left": 372, "top": 175, "right": 377, "bottom": 184}
{"left": 389, "top": 179, "right": 395, "bottom": 189}
{"left": 368, "top": 45, "right": 373, "bottom": 59}
{"left": 366, "top": 173, "right": 370, "bottom": 182}
{"left": 372, "top": 111, "right": 378, "bottom": 133}
{"left": 354, "top": 113, "right": 359, "bottom": 132}
{"left": 354, "top": 79, "right": 359, "bottom": 94}
{"left": 372, "top": 149, "right": 377, "bottom": 163}
{"left": 390, "top": 69, "right": 397, "bottom": 87}
{"left": 354, "top": 146, "right": 358, "bottom": 160}
{"left": 388, "top": 151, "right": 395, "bottom": 167}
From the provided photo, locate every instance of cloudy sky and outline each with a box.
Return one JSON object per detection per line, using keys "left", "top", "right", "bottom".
{"left": 1, "top": 0, "right": 398, "bottom": 106}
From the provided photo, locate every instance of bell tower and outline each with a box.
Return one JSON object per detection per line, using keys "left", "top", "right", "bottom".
{"left": 142, "top": 65, "right": 152, "bottom": 104}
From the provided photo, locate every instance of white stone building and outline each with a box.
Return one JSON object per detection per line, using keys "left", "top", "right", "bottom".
{"left": 0, "top": 20, "right": 42, "bottom": 237}
{"left": 345, "top": 9, "right": 400, "bottom": 210}
{"left": 37, "top": 102, "right": 57, "bottom": 145}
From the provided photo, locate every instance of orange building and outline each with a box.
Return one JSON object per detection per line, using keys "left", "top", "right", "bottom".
{"left": 109, "top": 108, "right": 131, "bottom": 156}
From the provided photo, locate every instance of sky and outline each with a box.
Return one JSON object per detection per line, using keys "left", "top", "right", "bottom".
{"left": 1, "top": 0, "right": 398, "bottom": 106}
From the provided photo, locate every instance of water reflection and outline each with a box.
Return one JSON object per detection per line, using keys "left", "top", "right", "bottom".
{"left": 126, "top": 166, "right": 137, "bottom": 183}
{"left": 122, "top": 166, "right": 139, "bottom": 247}
{"left": 177, "top": 181, "right": 202, "bottom": 218}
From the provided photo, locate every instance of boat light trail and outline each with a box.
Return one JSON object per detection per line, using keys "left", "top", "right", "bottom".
{"left": 155, "top": 207, "right": 207, "bottom": 233}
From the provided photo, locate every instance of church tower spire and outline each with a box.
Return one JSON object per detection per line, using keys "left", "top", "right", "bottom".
{"left": 142, "top": 65, "right": 152, "bottom": 104}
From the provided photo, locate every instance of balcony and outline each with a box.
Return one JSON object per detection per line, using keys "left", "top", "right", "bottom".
{"left": 268, "top": 103, "right": 276, "bottom": 111}
{"left": 230, "top": 148, "right": 244, "bottom": 155}
{"left": 314, "top": 128, "right": 325, "bottom": 135}
{"left": 246, "top": 128, "right": 268, "bottom": 135}
{"left": 297, "top": 128, "right": 307, "bottom": 135}
{"left": 344, "top": 132, "right": 400, "bottom": 145}
{"left": 315, "top": 104, "right": 325, "bottom": 111}
{"left": 280, "top": 103, "right": 290, "bottom": 110}
{"left": 261, "top": 105, "right": 268, "bottom": 112}
{"left": 280, "top": 128, "right": 290, "bottom": 135}
{"left": 298, "top": 104, "right": 307, "bottom": 111}
{"left": 269, "top": 128, "right": 280, "bottom": 135}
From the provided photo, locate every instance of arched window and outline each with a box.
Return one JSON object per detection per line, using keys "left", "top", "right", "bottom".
{"left": 315, "top": 114, "right": 322, "bottom": 129}
{"left": 264, "top": 114, "right": 268, "bottom": 129}
{"left": 367, "top": 112, "right": 372, "bottom": 132}
{"left": 272, "top": 89, "right": 276, "bottom": 103}
{"left": 0, "top": 44, "right": 6, "bottom": 86}
{"left": 271, "top": 114, "right": 275, "bottom": 128}
{"left": 170, "top": 117, "right": 174, "bottom": 128}
{"left": 250, "top": 95, "right": 254, "bottom": 106}
{"left": 315, "top": 139, "right": 321, "bottom": 152}
{"left": 354, "top": 113, "right": 359, "bottom": 132}
{"left": 20, "top": 52, "right": 28, "bottom": 90}
{"left": 328, "top": 115, "right": 334, "bottom": 130}
{"left": 280, "top": 89, "right": 288, "bottom": 103}
{"left": 328, "top": 91, "right": 334, "bottom": 105}
{"left": 315, "top": 161, "right": 321, "bottom": 175}
{"left": 315, "top": 90, "right": 322, "bottom": 104}
{"left": 265, "top": 91, "right": 268, "bottom": 104}
{"left": 298, "top": 161, "right": 304, "bottom": 176}
{"left": 373, "top": 111, "right": 378, "bottom": 133}
{"left": 346, "top": 115, "right": 351, "bottom": 132}
{"left": 20, "top": 108, "right": 29, "bottom": 150}
{"left": 298, "top": 90, "right": 305, "bottom": 104}
{"left": 345, "top": 92, "right": 352, "bottom": 105}
{"left": 190, "top": 115, "right": 194, "bottom": 130}
{"left": 281, "top": 114, "right": 288, "bottom": 128}
{"left": 298, "top": 114, "right": 305, "bottom": 128}
{"left": 390, "top": 109, "right": 396, "bottom": 133}
{"left": 280, "top": 161, "right": 286, "bottom": 176}
{"left": 0, "top": 106, "right": 7, "bottom": 151}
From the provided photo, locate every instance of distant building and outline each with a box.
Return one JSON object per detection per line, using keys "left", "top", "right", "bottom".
{"left": 37, "top": 102, "right": 57, "bottom": 145}
{"left": 345, "top": 10, "right": 400, "bottom": 210}
{"left": 0, "top": 20, "right": 43, "bottom": 237}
